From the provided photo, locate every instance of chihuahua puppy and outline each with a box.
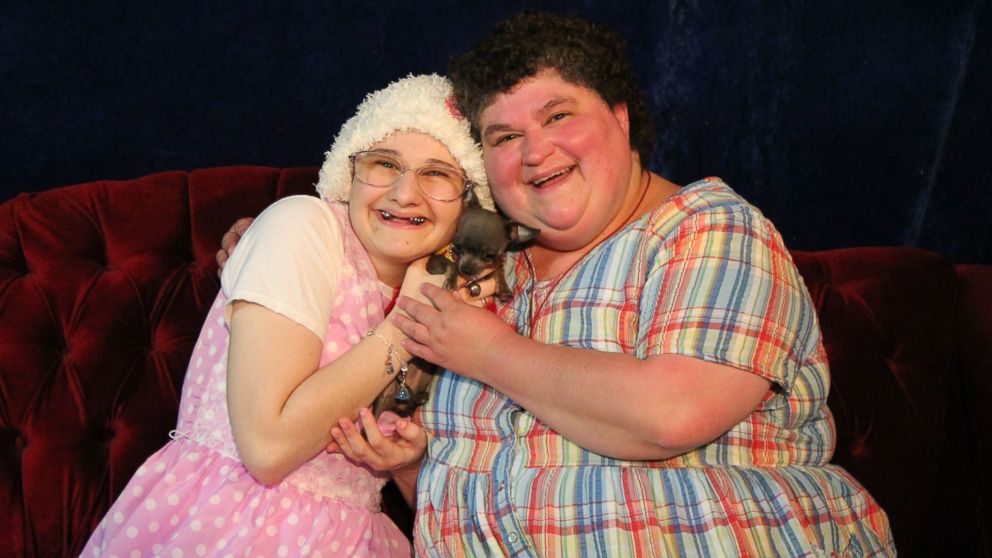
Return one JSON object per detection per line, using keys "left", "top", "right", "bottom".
{"left": 372, "top": 203, "right": 538, "bottom": 418}
{"left": 427, "top": 206, "right": 539, "bottom": 301}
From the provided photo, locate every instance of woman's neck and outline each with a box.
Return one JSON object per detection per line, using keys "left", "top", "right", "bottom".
{"left": 529, "top": 171, "right": 679, "bottom": 281}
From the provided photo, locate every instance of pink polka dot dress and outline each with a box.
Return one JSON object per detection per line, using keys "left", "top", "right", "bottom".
{"left": 82, "top": 200, "right": 411, "bottom": 557}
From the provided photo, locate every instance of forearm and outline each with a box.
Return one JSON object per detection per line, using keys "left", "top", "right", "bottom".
{"left": 228, "top": 305, "right": 408, "bottom": 484}
{"left": 465, "top": 333, "right": 767, "bottom": 460}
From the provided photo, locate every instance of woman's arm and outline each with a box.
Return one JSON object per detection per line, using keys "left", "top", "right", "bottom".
{"left": 227, "top": 303, "right": 410, "bottom": 485}
{"left": 394, "top": 288, "right": 769, "bottom": 460}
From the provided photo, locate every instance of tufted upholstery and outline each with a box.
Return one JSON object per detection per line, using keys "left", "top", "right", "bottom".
{"left": 1, "top": 167, "right": 988, "bottom": 557}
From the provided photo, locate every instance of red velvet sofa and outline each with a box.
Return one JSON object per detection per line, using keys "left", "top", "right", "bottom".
{"left": 1, "top": 166, "right": 989, "bottom": 557}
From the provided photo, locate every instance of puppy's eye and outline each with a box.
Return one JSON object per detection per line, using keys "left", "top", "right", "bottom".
{"left": 483, "top": 254, "right": 495, "bottom": 262}
{"left": 450, "top": 245, "right": 461, "bottom": 255}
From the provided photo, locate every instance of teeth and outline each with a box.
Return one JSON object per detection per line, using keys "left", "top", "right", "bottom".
{"left": 380, "top": 210, "right": 425, "bottom": 225}
{"left": 534, "top": 168, "right": 569, "bottom": 186}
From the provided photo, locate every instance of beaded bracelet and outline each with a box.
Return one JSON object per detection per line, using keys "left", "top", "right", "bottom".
{"left": 366, "top": 328, "right": 411, "bottom": 401}
{"left": 366, "top": 328, "right": 396, "bottom": 375}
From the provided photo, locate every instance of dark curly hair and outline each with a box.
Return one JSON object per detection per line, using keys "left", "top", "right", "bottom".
{"left": 449, "top": 11, "right": 655, "bottom": 164}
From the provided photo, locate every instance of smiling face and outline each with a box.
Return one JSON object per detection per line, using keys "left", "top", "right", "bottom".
{"left": 478, "top": 69, "right": 638, "bottom": 253}
{"left": 348, "top": 132, "right": 465, "bottom": 286}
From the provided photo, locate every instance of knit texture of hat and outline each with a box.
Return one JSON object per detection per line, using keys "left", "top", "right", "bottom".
{"left": 316, "top": 74, "right": 493, "bottom": 211}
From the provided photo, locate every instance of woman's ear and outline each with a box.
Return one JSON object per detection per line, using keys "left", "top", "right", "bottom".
{"left": 612, "top": 103, "right": 630, "bottom": 138}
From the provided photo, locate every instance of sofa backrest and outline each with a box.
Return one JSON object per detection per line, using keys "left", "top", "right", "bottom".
{"left": 792, "top": 248, "right": 984, "bottom": 555}
{"left": 0, "top": 167, "right": 986, "bottom": 556}
{"left": 0, "top": 167, "right": 315, "bottom": 556}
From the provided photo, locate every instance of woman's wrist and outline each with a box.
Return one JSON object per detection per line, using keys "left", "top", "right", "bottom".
{"left": 366, "top": 321, "right": 412, "bottom": 367}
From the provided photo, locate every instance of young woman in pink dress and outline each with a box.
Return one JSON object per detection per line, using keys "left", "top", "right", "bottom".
{"left": 82, "top": 74, "right": 494, "bottom": 558}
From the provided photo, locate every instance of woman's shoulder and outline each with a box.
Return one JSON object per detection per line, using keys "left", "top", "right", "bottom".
{"left": 249, "top": 196, "right": 346, "bottom": 243}
{"left": 649, "top": 177, "right": 768, "bottom": 228}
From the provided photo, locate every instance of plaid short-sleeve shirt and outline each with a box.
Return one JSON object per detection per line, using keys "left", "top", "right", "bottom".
{"left": 414, "top": 179, "right": 894, "bottom": 557}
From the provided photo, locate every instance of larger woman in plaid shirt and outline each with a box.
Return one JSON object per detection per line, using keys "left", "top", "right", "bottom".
{"left": 339, "top": 11, "right": 896, "bottom": 557}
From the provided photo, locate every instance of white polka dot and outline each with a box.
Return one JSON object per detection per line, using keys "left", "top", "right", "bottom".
{"left": 188, "top": 505, "right": 199, "bottom": 515}
{"left": 280, "top": 497, "right": 291, "bottom": 509}
{"left": 254, "top": 516, "right": 264, "bottom": 527}
{"left": 152, "top": 545, "right": 163, "bottom": 556}
{"left": 165, "top": 473, "right": 176, "bottom": 484}
{"left": 212, "top": 362, "right": 223, "bottom": 373}
{"left": 325, "top": 341, "right": 338, "bottom": 353}
{"left": 196, "top": 544, "right": 207, "bottom": 557}
{"left": 345, "top": 546, "right": 355, "bottom": 554}
{"left": 186, "top": 452, "right": 200, "bottom": 462}
{"left": 340, "top": 313, "right": 352, "bottom": 324}
{"left": 171, "top": 549, "right": 183, "bottom": 558}
{"left": 136, "top": 465, "right": 147, "bottom": 476}
{"left": 288, "top": 513, "right": 298, "bottom": 525}
{"left": 130, "top": 551, "right": 141, "bottom": 558}
{"left": 209, "top": 345, "right": 217, "bottom": 355}
{"left": 239, "top": 527, "right": 249, "bottom": 537}
{"left": 113, "top": 512, "right": 125, "bottom": 524}
{"left": 233, "top": 511, "right": 241, "bottom": 523}
{"left": 195, "top": 356, "right": 203, "bottom": 368}
{"left": 207, "top": 328, "right": 214, "bottom": 339}
{"left": 220, "top": 465, "right": 230, "bottom": 476}
{"left": 154, "top": 462, "right": 166, "bottom": 473}
{"left": 233, "top": 490, "right": 244, "bottom": 502}
{"left": 196, "top": 374, "right": 204, "bottom": 384}
{"left": 348, "top": 334, "right": 360, "bottom": 344}
{"left": 167, "top": 494, "right": 179, "bottom": 506}
{"left": 149, "top": 521, "right": 159, "bottom": 533}
{"left": 209, "top": 494, "right": 221, "bottom": 505}
{"left": 249, "top": 497, "right": 260, "bottom": 508}
{"left": 131, "top": 485, "right": 143, "bottom": 497}
{"left": 296, "top": 535, "right": 305, "bottom": 546}
{"left": 278, "top": 546, "right": 288, "bottom": 557}
{"left": 144, "top": 498, "right": 156, "bottom": 511}
{"left": 190, "top": 520, "right": 202, "bottom": 532}
{"left": 339, "top": 509, "right": 348, "bottom": 521}
{"left": 205, "top": 410, "right": 215, "bottom": 420}
{"left": 170, "top": 515, "right": 179, "bottom": 526}
{"left": 91, "top": 547, "right": 100, "bottom": 557}
{"left": 126, "top": 526, "right": 138, "bottom": 539}
{"left": 266, "top": 525, "right": 277, "bottom": 537}
{"left": 214, "top": 516, "right": 225, "bottom": 528}
{"left": 363, "top": 529, "right": 372, "bottom": 540}
{"left": 313, "top": 552, "right": 322, "bottom": 558}
{"left": 330, "top": 542, "right": 341, "bottom": 552}
{"left": 216, "top": 540, "right": 228, "bottom": 550}
{"left": 301, "top": 545, "right": 311, "bottom": 556}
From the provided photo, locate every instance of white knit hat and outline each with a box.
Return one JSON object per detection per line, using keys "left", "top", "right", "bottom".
{"left": 316, "top": 74, "right": 493, "bottom": 211}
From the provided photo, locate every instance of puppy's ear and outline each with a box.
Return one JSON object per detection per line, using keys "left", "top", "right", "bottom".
{"left": 507, "top": 222, "right": 540, "bottom": 246}
{"left": 462, "top": 187, "right": 482, "bottom": 210}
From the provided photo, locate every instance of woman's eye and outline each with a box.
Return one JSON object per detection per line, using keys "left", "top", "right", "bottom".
{"left": 423, "top": 167, "right": 455, "bottom": 178}
{"left": 548, "top": 112, "right": 568, "bottom": 123}
{"left": 494, "top": 133, "right": 519, "bottom": 146}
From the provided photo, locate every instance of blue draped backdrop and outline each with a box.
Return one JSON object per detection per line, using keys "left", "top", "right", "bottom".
{"left": 2, "top": 1, "right": 989, "bottom": 264}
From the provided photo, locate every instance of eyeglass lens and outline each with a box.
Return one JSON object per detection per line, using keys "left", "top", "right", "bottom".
{"left": 353, "top": 152, "right": 465, "bottom": 201}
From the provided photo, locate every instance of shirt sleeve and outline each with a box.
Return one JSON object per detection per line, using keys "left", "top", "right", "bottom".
{"left": 646, "top": 201, "right": 812, "bottom": 391}
{"left": 220, "top": 195, "right": 345, "bottom": 340}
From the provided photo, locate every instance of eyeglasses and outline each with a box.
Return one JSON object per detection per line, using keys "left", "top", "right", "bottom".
{"left": 349, "top": 151, "right": 471, "bottom": 202}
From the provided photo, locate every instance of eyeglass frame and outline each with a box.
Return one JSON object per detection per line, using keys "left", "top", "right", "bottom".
{"left": 348, "top": 150, "right": 473, "bottom": 202}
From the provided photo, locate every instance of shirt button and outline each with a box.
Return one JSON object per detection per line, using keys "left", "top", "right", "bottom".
{"left": 507, "top": 531, "right": 519, "bottom": 543}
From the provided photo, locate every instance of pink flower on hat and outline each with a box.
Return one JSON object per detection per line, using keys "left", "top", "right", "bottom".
{"left": 445, "top": 95, "right": 465, "bottom": 120}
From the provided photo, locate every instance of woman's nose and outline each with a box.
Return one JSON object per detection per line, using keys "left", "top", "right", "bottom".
{"left": 521, "top": 129, "right": 555, "bottom": 166}
{"left": 388, "top": 170, "right": 422, "bottom": 205}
